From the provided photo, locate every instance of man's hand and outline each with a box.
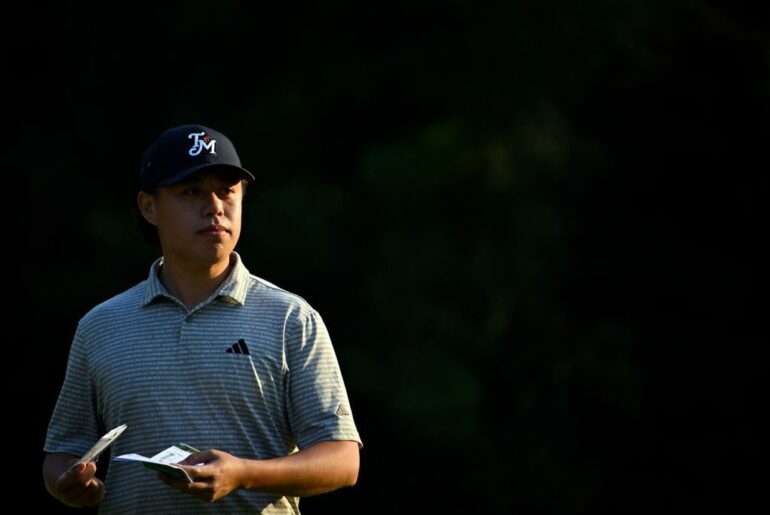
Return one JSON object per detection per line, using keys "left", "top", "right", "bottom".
{"left": 45, "top": 458, "right": 105, "bottom": 508}
{"left": 156, "top": 449, "right": 245, "bottom": 503}
{"left": 156, "top": 441, "right": 359, "bottom": 502}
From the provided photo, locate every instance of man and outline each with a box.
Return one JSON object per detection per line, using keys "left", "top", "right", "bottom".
{"left": 42, "top": 124, "right": 362, "bottom": 513}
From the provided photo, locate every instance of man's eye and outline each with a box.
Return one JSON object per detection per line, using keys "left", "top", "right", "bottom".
{"left": 183, "top": 187, "right": 200, "bottom": 195}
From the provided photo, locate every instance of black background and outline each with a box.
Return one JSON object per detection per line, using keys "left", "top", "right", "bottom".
{"left": 5, "top": 1, "right": 767, "bottom": 513}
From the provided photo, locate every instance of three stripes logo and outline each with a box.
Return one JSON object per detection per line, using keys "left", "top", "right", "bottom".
{"left": 225, "top": 339, "right": 250, "bottom": 355}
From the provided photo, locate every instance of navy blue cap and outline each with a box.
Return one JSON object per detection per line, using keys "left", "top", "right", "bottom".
{"left": 139, "top": 124, "right": 255, "bottom": 191}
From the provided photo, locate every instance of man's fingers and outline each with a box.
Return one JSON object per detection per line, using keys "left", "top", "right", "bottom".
{"left": 63, "top": 462, "right": 84, "bottom": 477}
{"left": 78, "top": 461, "right": 97, "bottom": 478}
{"left": 156, "top": 470, "right": 205, "bottom": 487}
{"left": 75, "top": 479, "right": 104, "bottom": 504}
{"left": 57, "top": 476, "right": 104, "bottom": 507}
{"left": 178, "top": 449, "right": 215, "bottom": 466}
{"left": 156, "top": 470, "right": 212, "bottom": 501}
{"left": 59, "top": 467, "right": 85, "bottom": 488}
{"left": 63, "top": 461, "right": 96, "bottom": 480}
{"left": 177, "top": 464, "right": 211, "bottom": 481}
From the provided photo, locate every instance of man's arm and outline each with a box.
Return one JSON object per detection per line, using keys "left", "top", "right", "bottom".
{"left": 42, "top": 453, "right": 105, "bottom": 507}
{"left": 159, "top": 440, "right": 360, "bottom": 503}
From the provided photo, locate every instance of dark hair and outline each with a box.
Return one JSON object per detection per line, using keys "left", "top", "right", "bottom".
{"left": 134, "top": 180, "right": 249, "bottom": 248}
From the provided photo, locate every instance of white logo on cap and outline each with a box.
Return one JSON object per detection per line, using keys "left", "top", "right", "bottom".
{"left": 188, "top": 132, "right": 217, "bottom": 156}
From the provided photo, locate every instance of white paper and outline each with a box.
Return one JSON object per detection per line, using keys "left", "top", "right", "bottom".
{"left": 72, "top": 424, "right": 127, "bottom": 468}
{"left": 114, "top": 444, "right": 195, "bottom": 482}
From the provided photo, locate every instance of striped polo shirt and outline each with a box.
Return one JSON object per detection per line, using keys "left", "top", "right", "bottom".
{"left": 44, "top": 253, "right": 361, "bottom": 514}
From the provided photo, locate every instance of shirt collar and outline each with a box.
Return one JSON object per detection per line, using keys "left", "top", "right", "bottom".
{"left": 142, "top": 252, "right": 250, "bottom": 307}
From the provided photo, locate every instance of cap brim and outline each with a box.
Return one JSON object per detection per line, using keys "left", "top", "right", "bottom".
{"left": 156, "top": 163, "right": 255, "bottom": 187}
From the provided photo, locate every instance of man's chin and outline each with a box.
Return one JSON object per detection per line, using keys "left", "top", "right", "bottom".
{"left": 191, "top": 245, "right": 233, "bottom": 267}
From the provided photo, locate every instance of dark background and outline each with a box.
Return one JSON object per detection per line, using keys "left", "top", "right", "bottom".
{"left": 5, "top": 1, "right": 767, "bottom": 513}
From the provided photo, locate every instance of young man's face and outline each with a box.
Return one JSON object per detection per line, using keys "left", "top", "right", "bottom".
{"left": 139, "top": 170, "right": 244, "bottom": 269}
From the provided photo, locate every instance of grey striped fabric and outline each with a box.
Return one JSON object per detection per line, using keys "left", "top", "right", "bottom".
{"left": 44, "top": 253, "right": 361, "bottom": 514}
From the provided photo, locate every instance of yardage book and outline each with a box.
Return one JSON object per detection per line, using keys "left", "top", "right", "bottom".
{"left": 114, "top": 443, "right": 200, "bottom": 483}
{"left": 71, "top": 424, "right": 128, "bottom": 469}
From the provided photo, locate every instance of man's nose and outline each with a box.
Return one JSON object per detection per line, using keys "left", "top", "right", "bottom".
{"left": 202, "top": 192, "right": 224, "bottom": 217}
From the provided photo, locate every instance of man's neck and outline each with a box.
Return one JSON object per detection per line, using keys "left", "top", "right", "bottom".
{"left": 158, "top": 255, "right": 234, "bottom": 310}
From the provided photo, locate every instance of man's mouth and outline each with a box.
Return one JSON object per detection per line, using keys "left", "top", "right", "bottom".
{"left": 198, "top": 225, "right": 229, "bottom": 236}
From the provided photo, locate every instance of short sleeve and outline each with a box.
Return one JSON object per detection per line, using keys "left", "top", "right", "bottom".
{"left": 284, "top": 310, "right": 362, "bottom": 450}
{"left": 43, "top": 325, "right": 101, "bottom": 456}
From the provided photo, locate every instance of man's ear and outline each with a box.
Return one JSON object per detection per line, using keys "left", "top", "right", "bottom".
{"left": 137, "top": 191, "right": 158, "bottom": 226}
